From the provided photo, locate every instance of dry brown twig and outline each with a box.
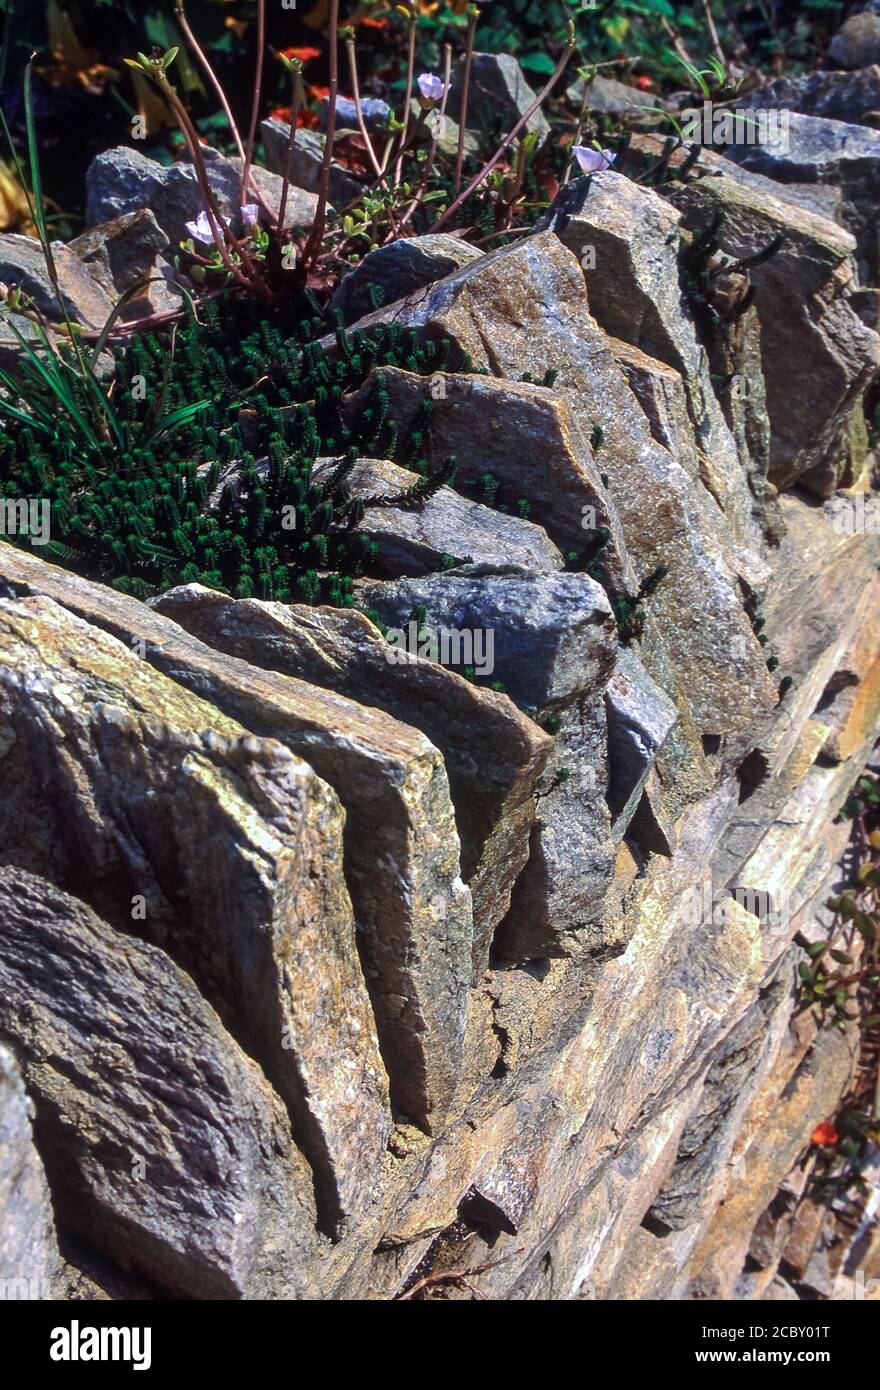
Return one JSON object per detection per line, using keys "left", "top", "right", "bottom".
{"left": 395, "top": 1252, "right": 519, "bottom": 1301}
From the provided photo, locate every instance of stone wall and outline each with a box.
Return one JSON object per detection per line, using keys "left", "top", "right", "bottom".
{"left": 1, "top": 119, "right": 879, "bottom": 1300}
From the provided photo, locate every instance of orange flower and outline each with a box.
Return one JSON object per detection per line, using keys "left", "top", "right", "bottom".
{"left": 810, "top": 1122, "right": 839, "bottom": 1147}
{"left": 357, "top": 15, "right": 390, "bottom": 26}
{"left": 280, "top": 46, "right": 321, "bottom": 63}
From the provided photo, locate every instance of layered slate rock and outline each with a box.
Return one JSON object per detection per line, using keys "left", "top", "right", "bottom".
{"left": 360, "top": 566, "right": 620, "bottom": 966}
{"left": 683, "top": 1026, "right": 856, "bottom": 1300}
{"left": 0, "top": 868, "right": 320, "bottom": 1300}
{"left": 494, "top": 692, "right": 617, "bottom": 963}
{"left": 329, "top": 235, "right": 483, "bottom": 325}
{"left": 153, "top": 584, "right": 552, "bottom": 970}
{"left": 339, "top": 368, "right": 630, "bottom": 585}
{"left": 446, "top": 53, "right": 551, "bottom": 142}
{"left": 746, "top": 65, "right": 880, "bottom": 126}
{"left": 542, "top": 171, "right": 770, "bottom": 561}
{"left": 0, "top": 1043, "right": 59, "bottom": 1298}
{"left": 261, "top": 119, "right": 363, "bottom": 207}
{"left": 359, "top": 565, "right": 617, "bottom": 715}
{"left": 0, "top": 545, "right": 469, "bottom": 1138}
{"left": 662, "top": 159, "right": 880, "bottom": 495}
{"left": 334, "top": 233, "right": 777, "bottom": 735}
{"left": 0, "top": 587, "right": 388, "bottom": 1226}
{"left": 724, "top": 111, "right": 880, "bottom": 281}
{"left": 310, "top": 455, "right": 563, "bottom": 575}
{"left": 86, "top": 146, "right": 318, "bottom": 249}
{"left": 67, "top": 209, "right": 182, "bottom": 321}
{"left": 605, "top": 646, "right": 679, "bottom": 839}
{"left": 0, "top": 232, "right": 114, "bottom": 329}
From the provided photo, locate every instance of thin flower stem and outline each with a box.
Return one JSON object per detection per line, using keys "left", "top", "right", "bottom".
{"left": 565, "top": 74, "right": 593, "bottom": 185}
{"left": 174, "top": 0, "right": 245, "bottom": 158}
{"left": 241, "top": 0, "right": 266, "bottom": 206}
{"left": 155, "top": 72, "right": 270, "bottom": 297}
{"left": 428, "top": 38, "right": 575, "bottom": 236}
{"left": 302, "top": 0, "right": 340, "bottom": 272}
{"left": 660, "top": 16, "right": 694, "bottom": 68}
{"left": 174, "top": 0, "right": 273, "bottom": 225}
{"left": 394, "top": 7, "right": 417, "bottom": 184}
{"left": 701, "top": 0, "right": 727, "bottom": 72}
{"left": 398, "top": 44, "right": 452, "bottom": 232}
{"left": 346, "top": 38, "right": 385, "bottom": 180}
{"left": 277, "top": 67, "right": 303, "bottom": 234}
{"left": 454, "top": 6, "right": 477, "bottom": 194}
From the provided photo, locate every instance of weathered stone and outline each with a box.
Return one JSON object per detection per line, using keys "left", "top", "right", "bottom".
{"left": 0, "top": 231, "right": 114, "bottom": 328}
{"left": 0, "top": 1042, "right": 59, "bottom": 1299}
{"left": 86, "top": 146, "right": 318, "bottom": 249}
{"left": 647, "top": 981, "right": 787, "bottom": 1233}
{"left": 495, "top": 692, "right": 617, "bottom": 963}
{"left": 311, "top": 454, "right": 563, "bottom": 575}
{"left": 0, "top": 868, "right": 319, "bottom": 1299}
{"left": 67, "top": 209, "right": 182, "bottom": 321}
{"left": 0, "top": 544, "right": 467, "bottom": 1138}
{"left": 324, "top": 95, "right": 392, "bottom": 135}
{"left": 330, "top": 234, "right": 482, "bottom": 324}
{"left": 359, "top": 565, "right": 616, "bottom": 716}
{"left": 684, "top": 1027, "right": 856, "bottom": 1299}
{"left": 605, "top": 646, "right": 679, "bottom": 839}
{"left": 0, "top": 583, "right": 389, "bottom": 1224}
{"left": 664, "top": 165, "right": 880, "bottom": 494}
{"left": 830, "top": 11, "right": 880, "bottom": 68}
{"left": 611, "top": 339, "right": 703, "bottom": 482}
{"left": 446, "top": 53, "right": 551, "bottom": 142}
{"left": 147, "top": 584, "right": 552, "bottom": 976}
{"left": 409, "top": 103, "right": 480, "bottom": 161}
{"left": 724, "top": 111, "right": 880, "bottom": 281}
{"left": 339, "top": 367, "right": 630, "bottom": 585}
{"left": 543, "top": 171, "right": 770, "bottom": 557}
{"left": 566, "top": 73, "right": 658, "bottom": 115}
{"left": 335, "top": 234, "right": 776, "bottom": 734}
{"left": 260, "top": 120, "right": 364, "bottom": 208}
{"left": 747, "top": 65, "right": 880, "bottom": 126}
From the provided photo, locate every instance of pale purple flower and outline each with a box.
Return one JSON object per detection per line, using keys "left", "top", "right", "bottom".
{"left": 241, "top": 203, "right": 260, "bottom": 227}
{"left": 572, "top": 145, "right": 616, "bottom": 175}
{"left": 184, "top": 209, "right": 214, "bottom": 243}
{"left": 417, "top": 72, "right": 447, "bottom": 104}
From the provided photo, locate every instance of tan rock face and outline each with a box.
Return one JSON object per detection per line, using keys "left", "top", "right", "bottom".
{"left": 494, "top": 692, "right": 617, "bottom": 963}
{"left": 0, "top": 545, "right": 470, "bottom": 1139}
{"left": 150, "top": 585, "right": 551, "bottom": 976}
{"left": 338, "top": 368, "right": 630, "bottom": 585}
{"left": 3, "top": 127, "right": 880, "bottom": 1302}
{"left": 0, "top": 588, "right": 389, "bottom": 1228}
{"left": 661, "top": 159, "right": 880, "bottom": 495}
{"left": 0, "top": 868, "right": 321, "bottom": 1299}
{"left": 310, "top": 454, "right": 564, "bottom": 575}
{"left": 335, "top": 233, "right": 777, "bottom": 735}
{"left": 545, "top": 171, "right": 770, "bottom": 563}
{"left": 0, "top": 1042, "right": 59, "bottom": 1298}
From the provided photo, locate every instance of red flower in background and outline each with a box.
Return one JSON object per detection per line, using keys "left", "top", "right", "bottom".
{"left": 810, "top": 1122, "right": 839, "bottom": 1147}
{"left": 280, "top": 46, "right": 321, "bottom": 63}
